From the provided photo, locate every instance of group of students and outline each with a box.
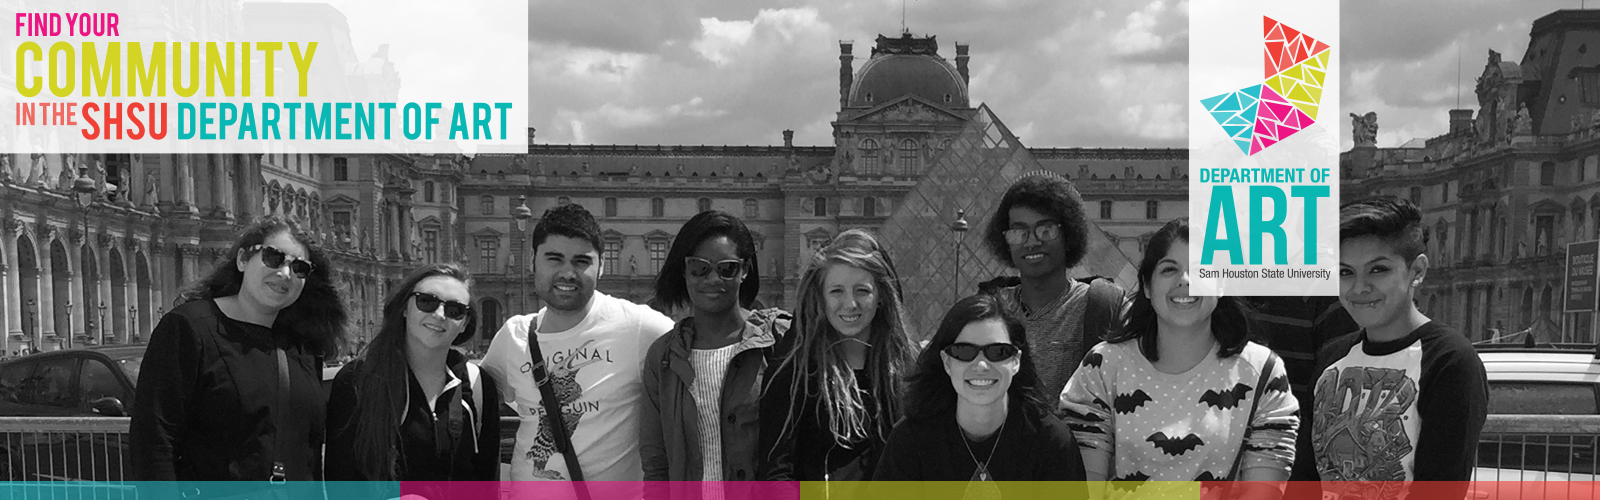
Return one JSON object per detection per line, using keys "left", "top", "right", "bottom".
{"left": 125, "top": 171, "right": 1488, "bottom": 500}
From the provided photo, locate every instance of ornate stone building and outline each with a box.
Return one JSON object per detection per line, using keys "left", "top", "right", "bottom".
{"left": 460, "top": 33, "right": 1188, "bottom": 343}
{"left": 1342, "top": 9, "right": 1600, "bottom": 343}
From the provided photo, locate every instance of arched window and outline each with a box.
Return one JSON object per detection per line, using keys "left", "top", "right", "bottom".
{"left": 479, "top": 299, "right": 500, "bottom": 341}
{"left": 813, "top": 197, "right": 828, "bottom": 217}
{"left": 899, "top": 139, "right": 918, "bottom": 175}
{"left": 860, "top": 139, "right": 880, "bottom": 175}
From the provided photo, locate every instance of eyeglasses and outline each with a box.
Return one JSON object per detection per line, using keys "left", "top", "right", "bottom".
{"left": 685, "top": 257, "right": 744, "bottom": 280}
{"left": 411, "top": 292, "right": 472, "bottom": 320}
{"left": 248, "top": 245, "right": 315, "bottom": 279}
{"left": 942, "top": 342, "right": 1021, "bottom": 363}
{"left": 1003, "top": 222, "right": 1062, "bottom": 246}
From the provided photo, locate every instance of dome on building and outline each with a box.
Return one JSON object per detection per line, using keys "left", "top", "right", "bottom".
{"left": 847, "top": 34, "right": 969, "bottom": 108}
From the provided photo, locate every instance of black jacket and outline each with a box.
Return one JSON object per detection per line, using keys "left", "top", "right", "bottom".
{"left": 756, "top": 333, "right": 888, "bottom": 482}
{"left": 129, "top": 299, "right": 326, "bottom": 481}
{"left": 325, "top": 351, "right": 500, "bottom": 482}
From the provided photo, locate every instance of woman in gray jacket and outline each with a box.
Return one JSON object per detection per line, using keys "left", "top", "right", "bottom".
{"left": 639, "top": 211, "right": 791, "bottom": 499}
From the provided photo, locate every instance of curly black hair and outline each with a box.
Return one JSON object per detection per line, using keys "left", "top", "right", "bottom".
{"left": 176, "top": 215, "right": 348, "bottom": 357}
{"left": 984, "top": 171, "right": 1089, "bottom": 268}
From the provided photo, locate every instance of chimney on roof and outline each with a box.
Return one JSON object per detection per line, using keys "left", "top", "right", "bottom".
{"left": 783, "top": 130, "right": 794, "bottom": 148}
{"left": 1449, "top": 109, "right": 1474, "bottom": 134}
{"left": 840, "top": 41, "right": 854, "bottom": 108}
{"left": 955, "top": 43, "right": 970, "bottom": 87}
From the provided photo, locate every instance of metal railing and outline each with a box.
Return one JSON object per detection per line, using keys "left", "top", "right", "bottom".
{"left": 0, "top": 415, "right": 1595, "bottom": 484}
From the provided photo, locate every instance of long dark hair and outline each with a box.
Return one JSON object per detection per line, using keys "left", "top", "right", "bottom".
{"left": 176, "top": 215, "right": 347, "bottom": 357}
{"left": 1106, "top": 217, "right": 1252, "bottom": 361}
{"left": 653, "top": 211, "right": 760, "bottom": 310}
{"left": 768, "top": 229, "right": 915, "bottom": 449}
{"left": 345, "top": 263, "right": 479, "bottom": 480}
{"left": 903, "top": 294, "right": 1051, "bottom": 422}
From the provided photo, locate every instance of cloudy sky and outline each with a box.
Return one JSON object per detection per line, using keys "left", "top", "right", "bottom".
{"left": 528, "top": 0, "right": 1588, "bottom": 151}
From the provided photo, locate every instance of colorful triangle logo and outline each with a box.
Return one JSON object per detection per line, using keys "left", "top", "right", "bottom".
{"left": 1208, "top": 16, "right": 1331, "bottom": 155}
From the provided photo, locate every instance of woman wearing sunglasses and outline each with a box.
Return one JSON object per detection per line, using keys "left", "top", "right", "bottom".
{"left": 641, "top": 211, "right": 791, "bottom": 498}
{"left": 325, "top": 263, "right": 499, "bottom": 494}
{"left": 757, "top": 229, "right": 915, "bottom": 488}
{"left": 131, "top": 216, "right": 347, "bottom": 485}
{"left": 872, "top": 294, "right": 1085, "bottom": 493}
{"left": 1060, "top": 218, "right": 1297, "bottom": 499}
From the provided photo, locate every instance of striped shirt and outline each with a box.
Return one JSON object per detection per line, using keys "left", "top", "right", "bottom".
{"left": 690, "top": 343, "right": 743, "bottom": 486}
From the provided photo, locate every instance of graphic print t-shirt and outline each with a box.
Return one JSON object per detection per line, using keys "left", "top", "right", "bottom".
{"left": 1060, "top": 341, "right": 1298, "bottom": 487}
{"left": 480, "top": 292, "right": 675, "bottom": 489}
{"left": 1311, "top": 321, "right": 1488, "bottom": 487}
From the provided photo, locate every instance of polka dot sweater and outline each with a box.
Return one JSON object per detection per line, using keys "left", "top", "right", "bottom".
{"left": 1060, "top": 341, "right": 1298, "bottom": 484}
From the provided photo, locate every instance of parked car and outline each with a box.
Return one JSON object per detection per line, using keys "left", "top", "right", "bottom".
{"left": 0, "top": 344, "right": 146, "bottom": 481}
{"left": 0, "top": 345, "right": 146, "bottom": 417}
{"left": 1473, "top": 345, "right": 1600, "bottom": 481}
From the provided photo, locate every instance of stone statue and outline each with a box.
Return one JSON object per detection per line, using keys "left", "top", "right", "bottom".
{"left": 534, "top": 161, "right": 545, "bottom": 176}
{"left": 676, "top": 164, "right": 685, "bottom": 175}
{"left": 629, "top": 256, "right": 638, "bottom": 277}
{"left": 1514, "top": 105, "right": 1533, "bottom": 135}
{"left": 0, "top": 155, "right": 11, "bottom": 183}
{"left": 582, "top": 161, "right": 591, "bottom": 175}
{"left": 57, "top": 154, "right": 77, "bottom": 191}
{"left": 27, "top": 153, "right": 45, "bottom": 187}
{"left": 1350, "top": 112, "right": 1378, "bottom": 146}
{"left": 630, "top": 164, "right": 639, "bottom": 176}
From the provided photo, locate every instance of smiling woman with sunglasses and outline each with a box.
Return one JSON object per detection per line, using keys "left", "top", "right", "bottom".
{"left": 640, "top": 210, "right": 791, "bottom": 498}
{"left": 325, "top": 263, "right": 499, "bottom": 495}
{"left": 872, "top": 294, "right": 1085, "bottom": 492}
{"left": 131, "top": 215, "right": 347, "bottom": 488}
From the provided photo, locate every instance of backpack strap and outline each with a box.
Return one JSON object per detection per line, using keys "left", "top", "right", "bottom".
{"left": 1080, "top": 276, "right": 1124, "bottom": 342}
{"left": 466, "top": 361, "right": 484, "bottom": 452}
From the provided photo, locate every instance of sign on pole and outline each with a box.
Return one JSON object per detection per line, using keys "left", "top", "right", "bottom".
{"left": 1564, "top": 240, "right": 1600, "bottom": 313}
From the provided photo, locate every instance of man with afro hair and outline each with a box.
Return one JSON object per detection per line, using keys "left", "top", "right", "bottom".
{"left": 980, "top": 171, "right": 1125, "bottom": 400}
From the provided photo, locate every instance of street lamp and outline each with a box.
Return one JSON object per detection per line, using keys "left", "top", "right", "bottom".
{"left": 127, "top": 305, "right": 137, "bottom": 345}
{"left": 950, "top": 209, "right": 970, "bottom": 300}
{"left": 61, "top": 301, "right": 73, "bottom": 349}
{"left": 513, "top": 195, "right": 535, "bottom": 315}
{"left": 71, "top": 167, "right": 96, "bottom": 349}
{"left": 24, "top": 299, "right": 36, "bottom": 353}
{"left": 98, "top": 302, "right": 106, "bottom": 345}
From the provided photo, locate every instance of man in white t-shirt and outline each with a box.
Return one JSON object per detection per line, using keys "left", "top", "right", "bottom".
{"left": 481, "top": 204, "right": 675, "bottom": 497}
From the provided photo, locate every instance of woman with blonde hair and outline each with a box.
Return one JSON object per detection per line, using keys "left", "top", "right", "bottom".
{"left": 758, "top": 229, "right": 916, "bottom": 482}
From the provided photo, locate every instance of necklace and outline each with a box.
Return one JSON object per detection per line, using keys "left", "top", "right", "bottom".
{"left": 959, "top": 417, "right": 1006, "bottom": 482}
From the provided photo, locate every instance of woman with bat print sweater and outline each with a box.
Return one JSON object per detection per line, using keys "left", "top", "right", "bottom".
{"left": 1060, "top": 218, "right": 1299, "bottom": 499}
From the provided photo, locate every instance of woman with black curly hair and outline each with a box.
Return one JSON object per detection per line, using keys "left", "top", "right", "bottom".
{"left": 130, "top": 215, "right": 347, "bottom": 484}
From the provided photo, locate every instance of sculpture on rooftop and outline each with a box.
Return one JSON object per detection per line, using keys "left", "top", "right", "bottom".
{"left": 1350, "top": 112, "right": 1378, "bottom": 146}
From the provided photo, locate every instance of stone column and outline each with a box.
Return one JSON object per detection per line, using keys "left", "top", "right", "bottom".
{"left": 66, "top": 231, "right": 85, "bottom": 341}
{"left": 3, "top": 220, "right": 21, "bottom": 338}
{"left": 96, "top": 235, "right": 114, "bottom": 343}
{"left": 178, "top": 156, "right": 198, "bottom": 215}
{"left": 36, "top": 228, "right": 55, "bottom": 342}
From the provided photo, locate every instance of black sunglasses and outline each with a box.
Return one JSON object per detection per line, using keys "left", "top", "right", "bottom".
{"left": 411, "top": 292, "right": 472, "bottom": 320}
{"left": 685, "top": 257, "right": 744, "bottom": 280}
{"left": 942, "top": 342, "right": 1021, "bottom": 363}
{"left": 248, "top": 245, "right": 314, "bottom": 279}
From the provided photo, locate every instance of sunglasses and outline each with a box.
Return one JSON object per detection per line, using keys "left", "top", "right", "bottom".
{"left": 685, "top": 257, "right": 745, "bottom": 280}
{"left": 411, "top": 292, "right": 472, "bottom": 320}
{"left": 1003, "top": 222, "right": 1062, "bottom": 246}
{"left": 942, "top": 342, "right": 1021, "bottom": 363}
{"left": 248, "top": 245, "right": 315, "bottom": 279}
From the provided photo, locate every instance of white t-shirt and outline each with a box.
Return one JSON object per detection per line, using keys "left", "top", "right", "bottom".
{"left": 480, "top": 291, "right": 675, "bottom": 494}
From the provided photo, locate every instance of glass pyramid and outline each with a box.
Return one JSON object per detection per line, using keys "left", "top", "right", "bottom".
{"left": 880, "top": 104, "right": 1138, "bottom": 338}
